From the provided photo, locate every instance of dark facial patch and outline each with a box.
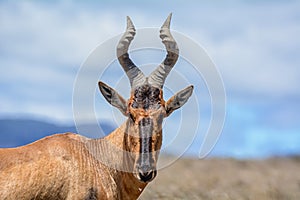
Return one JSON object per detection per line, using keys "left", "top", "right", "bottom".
{"left": 132, "top": 85, "right": 161, "bottom": 110}
{"left": 138, "top": 118, "right": 155, "bottom": 170}
{"left": 138, "top": 118, "right": 153, "bottom": 153}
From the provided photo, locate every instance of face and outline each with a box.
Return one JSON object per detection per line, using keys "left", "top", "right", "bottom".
{"left": 98, "top": 81, "right": 193, "bottom": 183}
{"left": 125, "top": 84, "right": 166, "bottom": 182}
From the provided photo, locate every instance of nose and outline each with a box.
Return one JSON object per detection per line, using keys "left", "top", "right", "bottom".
{"left": 137, "top": 169, "right": 157, "bottom": 183}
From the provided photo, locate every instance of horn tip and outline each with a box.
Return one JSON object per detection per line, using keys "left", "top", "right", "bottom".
{"left": 126, "top": 16, "right": 134, "bottom": 28}
{"left": 162, "top": 13, "right": 172, "bottom": 28}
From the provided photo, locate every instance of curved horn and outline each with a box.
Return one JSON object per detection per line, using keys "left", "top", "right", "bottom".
{"left": 117, "top": 16, "right": 145, "bottom": 88}
{"left": 148, "top": 13, "right": 179, "bottom": 88}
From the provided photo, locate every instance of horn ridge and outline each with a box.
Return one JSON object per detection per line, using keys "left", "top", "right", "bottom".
{"left": 117, "top": 16, "right": 145, "bottom": 88}
{"left": 148, "top": 13, "right": 179, "bottom": 88}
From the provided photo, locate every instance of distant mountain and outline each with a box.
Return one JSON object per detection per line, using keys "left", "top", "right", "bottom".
{"left": 0, "top": 119, "right": 116, "bottom": 148}
{"left": 1, "top": 118, "right": 299, "bottom": 158}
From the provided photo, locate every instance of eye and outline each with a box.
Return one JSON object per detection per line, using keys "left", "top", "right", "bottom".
{"left": 152, "top": 104, "right": 161, "bottom": 110}
{"left": 131, "top": 101, "right": 138, "bottom": 108}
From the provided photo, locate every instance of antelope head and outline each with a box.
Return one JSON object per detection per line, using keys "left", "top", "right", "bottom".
{"left": 98, "top": 14, "right": 193, "bottom": 183}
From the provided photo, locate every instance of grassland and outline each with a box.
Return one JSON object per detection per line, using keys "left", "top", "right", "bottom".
{"left": 139, "top": 157, "right": 300, "bottom": 200}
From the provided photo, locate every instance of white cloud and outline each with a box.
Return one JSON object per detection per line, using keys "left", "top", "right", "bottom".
{"left": 0, "top": 1, "right": 125, "bottom": 122}
{"left": 186, "top": 1, "right": 300, "bottom": 100}
{"left": 0, "top": 0, "right": 299, "bottom": 125}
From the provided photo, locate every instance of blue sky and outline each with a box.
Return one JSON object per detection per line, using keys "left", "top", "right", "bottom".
{"left": 0, "top": 0, "right": 300, "bottom": 158}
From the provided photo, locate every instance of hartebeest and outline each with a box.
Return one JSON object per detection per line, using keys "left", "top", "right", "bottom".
{"left": 0, "top": 14, "right": 193, "bottom": 199}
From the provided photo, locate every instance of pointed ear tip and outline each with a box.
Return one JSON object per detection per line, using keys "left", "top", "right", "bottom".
{"left": 187, "top": 85, "right": 194, "bottom": 96}
{"left": 98, "top": 81, "right": 109, "bottom": 90}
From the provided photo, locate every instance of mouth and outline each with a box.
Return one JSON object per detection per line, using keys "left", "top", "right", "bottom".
{"left": 135, "top": 170, "right": 157, "bottom": 183}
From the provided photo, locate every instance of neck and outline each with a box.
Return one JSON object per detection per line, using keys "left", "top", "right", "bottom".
{"left": 85, "top": 121, "right": 147, "bottom": 199}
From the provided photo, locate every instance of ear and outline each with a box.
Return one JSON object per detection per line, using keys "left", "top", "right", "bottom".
{"left": 165, "top": 85, "right": 194, "bottom": 116}
{"left": 98, "top": 81, "right": 127, "bottom": 116}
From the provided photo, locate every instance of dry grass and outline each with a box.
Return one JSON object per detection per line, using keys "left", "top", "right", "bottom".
{"left": 139, "top": 157, "right": 300, "bottom": 200}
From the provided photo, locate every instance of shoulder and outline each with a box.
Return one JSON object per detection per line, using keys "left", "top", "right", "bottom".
{"left": 38, "top": 132, "right": 88, "bottom": 146}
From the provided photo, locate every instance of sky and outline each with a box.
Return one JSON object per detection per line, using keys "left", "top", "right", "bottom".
{"left": 0, "top": 0, "right": 300, "bottom": 158}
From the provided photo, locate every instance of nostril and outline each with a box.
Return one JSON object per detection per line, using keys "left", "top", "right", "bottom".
{"left": 139, "top": 169, "right": 151, "bottom": 176}
{"left": 137, "top": 170, "right": 157, "bottom": 183}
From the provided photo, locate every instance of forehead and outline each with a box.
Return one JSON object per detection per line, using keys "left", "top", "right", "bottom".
{"left": 131, "top": 85, "right": 162, "bottom": 110}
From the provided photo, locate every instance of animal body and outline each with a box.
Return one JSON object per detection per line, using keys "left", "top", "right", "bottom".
{"left": 0, "top": 14, "right": 193, "bottom": 199}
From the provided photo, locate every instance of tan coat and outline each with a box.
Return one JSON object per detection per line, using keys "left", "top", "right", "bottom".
{"left": 0, "top": 123, "right": 147, "bottom": 200}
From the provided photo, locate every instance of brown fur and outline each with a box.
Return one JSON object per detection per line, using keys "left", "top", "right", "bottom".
{"left": 0, "top": 84, "right": 189, "bottom": 199}
{"left": 0, "top": 14, "right": 193, "bottom": 199}
{"left": 0, "top": 124, "right": 149, "bottom": 200}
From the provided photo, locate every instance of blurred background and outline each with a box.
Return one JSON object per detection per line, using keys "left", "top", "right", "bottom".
{"left": 1, "top": 0, "right": 300, "bottom": 159}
